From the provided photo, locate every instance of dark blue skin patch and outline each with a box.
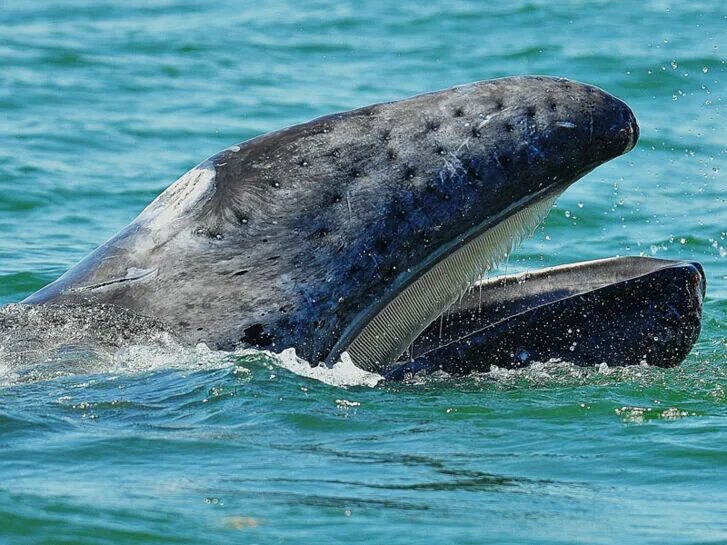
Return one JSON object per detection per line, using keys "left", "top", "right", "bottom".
{"left": 277, "top": 158, "right": 487, "bottom": 357}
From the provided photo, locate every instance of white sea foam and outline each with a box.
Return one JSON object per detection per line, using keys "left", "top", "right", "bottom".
{"left": 111, "top": 342, "right": 235, "bottom": 374}
{"left": 0, "top": 333, "right": 384, "bottom": 388}
{"left": 267, "top": 348, "right": 383, "bottom": 388}
{"left": 110, "top": 345, "right": 383, "bottom": 388}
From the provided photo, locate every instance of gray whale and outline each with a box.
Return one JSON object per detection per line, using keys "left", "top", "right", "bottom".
{"left": 17, "top": 75, "right": 702, "bottom": 376}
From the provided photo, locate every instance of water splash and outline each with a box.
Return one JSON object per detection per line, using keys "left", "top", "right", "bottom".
{"left": 269, "top": 348, "right": 382, "bottom": 388}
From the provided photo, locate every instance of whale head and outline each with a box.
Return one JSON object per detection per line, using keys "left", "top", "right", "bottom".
{"left": 25, "top": 76, "right": 639, "bottom": 372}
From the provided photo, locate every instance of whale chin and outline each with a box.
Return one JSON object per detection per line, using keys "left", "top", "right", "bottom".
{"left": 383, "top": 256, "right": 705, "bottom": 379}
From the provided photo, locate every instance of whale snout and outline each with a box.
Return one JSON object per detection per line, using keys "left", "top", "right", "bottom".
{"left": 622, "top": 105, "right": 639, "bottom": 153}
{"left": 684, "top": 260, "right": 707, "bottom": 299}
{"left": 607, "top": 95, "right": 639, "bottom": 155}
{"left": 589, "top": 89, "right": 640, "bottom": 160}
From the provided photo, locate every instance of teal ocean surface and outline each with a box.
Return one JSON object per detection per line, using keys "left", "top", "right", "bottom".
{"left": 1, "top": 1, "right": 725, "bottom": 543}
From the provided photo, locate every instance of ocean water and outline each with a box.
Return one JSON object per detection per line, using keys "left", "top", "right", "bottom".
{"left": 0, "top": 0, "right": 725, "bottom": 543}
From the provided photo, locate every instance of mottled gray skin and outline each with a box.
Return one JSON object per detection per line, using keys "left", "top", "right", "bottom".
{"left": 24, "top": 76, "right": 637, "bottom": 367}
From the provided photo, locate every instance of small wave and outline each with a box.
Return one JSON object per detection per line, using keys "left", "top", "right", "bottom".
{"left": 396, "top": 358, "right": 670, "bottom": 390}
{"left": 111, "top": 342, "right": 235, "bottom": 374}
{"left": 0, "top": 343, "right": 383, "bottom": 389}
{"left": 262, "top": 348, "right": 382, "bottom": 388}
{"left": 0, "top": 302, "right": 382, "bottom": 389}
{"left": 0, "top": 341, "right": 243, "bottom": 388}
{"left": 614, "top": 405, "right": 697, "bottom": 423}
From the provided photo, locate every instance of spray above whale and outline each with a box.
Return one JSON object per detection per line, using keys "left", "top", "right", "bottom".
{"left": 14, "top": 76, "right": 704, "bottom": 377}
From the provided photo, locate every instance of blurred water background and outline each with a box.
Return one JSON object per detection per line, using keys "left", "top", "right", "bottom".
{"left": 0, "top": 1, "right": 725, "bottom": 543}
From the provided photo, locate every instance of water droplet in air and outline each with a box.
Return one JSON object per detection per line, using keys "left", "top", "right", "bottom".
{"left": 517, "top": 349, "right": 530, "bottom": 362}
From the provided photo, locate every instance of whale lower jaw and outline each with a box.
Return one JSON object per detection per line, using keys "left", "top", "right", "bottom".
{"left": 336, "top": 188, "right": 561, "bottom": 373}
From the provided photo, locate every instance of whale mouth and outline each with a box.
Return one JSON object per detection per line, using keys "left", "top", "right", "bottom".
{"left": 329, "top": 184, "right": 566, "bottom": 372}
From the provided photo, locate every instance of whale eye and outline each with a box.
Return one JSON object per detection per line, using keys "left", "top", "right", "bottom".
{"left": 454, "top": 108, "right": 465, "bottom": 118}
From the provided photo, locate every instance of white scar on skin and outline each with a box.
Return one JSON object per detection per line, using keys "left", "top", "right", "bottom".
{"left": 134, "top": 162, "right": 217, "bottom": 237}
